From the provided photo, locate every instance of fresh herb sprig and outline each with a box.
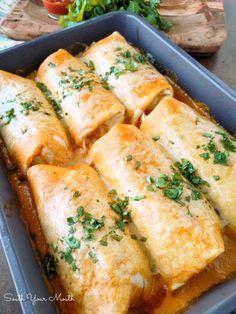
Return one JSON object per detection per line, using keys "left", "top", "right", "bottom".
{"left": 59, "top": 0, "right": 171, "bottom": 32}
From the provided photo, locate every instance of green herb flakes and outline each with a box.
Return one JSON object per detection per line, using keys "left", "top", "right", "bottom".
{"left": 214, "top": 151, "right": 228, "bottom": 165}
{"left": 73, "top": 190, "right": 81, "bottom": 198}
{"left": 132, "top": 195, "right": 146, "bottom": 201}
{"left": 150, "top": 264, "right": 157, "bottom": 273}
{"left": 99, "top": 237, "right": 108, "bottom": 246}
{"left": 200, "top": 152, "right": 210, "bottom": 160}
{"left": 88, "top": 251, "right": 98, "bottom": 264}
{"left": 48, "top": 62, "right": 56, "bottom": 68}
{"left": 0, "top": 108, "right": 16, "bottom": 128}
{"left": 155, "top": 174, "right": 168, "bottom": 188}
{"left": 36, "top": 82, "right": 63, "bottom": 119}
{"left": 140, "top": 237, "right": 147, "bottom": 242}
{"left": 152, "top": 135, "right": 160, "bottom": 141}
{"left": 125, "top": 154, "right": 133, "bottom": 161}
{"left": 202, "top": 132, "right": 213, "bottom": 138}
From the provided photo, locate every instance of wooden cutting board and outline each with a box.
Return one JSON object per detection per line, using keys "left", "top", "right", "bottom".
{"left": 0, "top": 0, "right": 227, "bottom": 54}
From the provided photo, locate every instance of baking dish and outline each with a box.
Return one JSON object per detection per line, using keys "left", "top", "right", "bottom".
{"left": 0, "top": 11, "right": 236, "bottom": 314}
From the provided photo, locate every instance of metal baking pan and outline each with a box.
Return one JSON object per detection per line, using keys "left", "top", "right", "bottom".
{"left": 0, "top": 11, "right": 236, "bottom": 314}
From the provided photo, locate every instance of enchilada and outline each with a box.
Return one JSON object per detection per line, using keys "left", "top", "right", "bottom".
{"left": 82, "top": 32, "right": 173, "bottom": 124}
{"left": 141, "top": 96, "right": 236, "bottom": 228}
{"left": 0, "top": 70, "right": 70, "bottom": 175}
{"left": 27, "top": 164, "right": 151, "bottom": 313}
{"left": 36, "top": 49, "right": 125, "bottom": 147}
{"left": 89, "top": 124, "right": 224, "bottom": 290}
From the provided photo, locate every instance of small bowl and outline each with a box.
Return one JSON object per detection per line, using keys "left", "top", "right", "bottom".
{"left": 42, "top": 0, "right": 73, "bottom": 18}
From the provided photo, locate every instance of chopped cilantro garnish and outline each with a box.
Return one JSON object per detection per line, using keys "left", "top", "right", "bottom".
{"left": 152, "top": 135, "right": 160, "bottom": 141}
{"left": 110, "top": 230, "right": 123, "bottom": 242}
{"left": 108, "top": 189, "right": 117, "bottom": 198}
{"left": 109, "top": 196, "right": 131, "bottom": 222}
{"left": 62, "top": 235, "right": 80, "bottom": 249}
{"left": 146, "top": 175, "right": 153, "bottom": 184}
{"left": 36, "top": 82, "right": 63, "bottom": 119}
{"left": 200, "top": 152, "right": 210, "bottom": 160}
{"left": 121, "top": 50, "right": 131, "bottom": 58}
{"left": 84, "top": 60, "right": 95, "bottom": 72}
{"left": 77, "top": 206, "right": 84, "bottom": 217}
{"left": 190, "top": 189, "right": 201, "bottom": 200}
{"left": 215, "top": 130, "right": 225, "bottom": 135}
{"left": 213, "top": 175, "right": 220, "bottom": 181}
{"left": 206, "top": 139, "right": 216, "bottom": 153}
{"left": 88, "top": 251, "right": 98, "bottom": 264}
{"left": 185, "top": 195, "right": 191, "bottom": 203}
{"left": 150, "top": 264, "right": 157, "bottom": 273}
{"left": 0, "top": 108, "right": 16, "bottom": 128}
{"left": 140, "top": 237, "right": 147, "bottom": 242}
{"left": 219, "top": 133, "right": 236, "bottom": 152}
{"left": 125, "top": 154, "right": 132, "bottom": 161}
{"left": 146, "top": 184, "right": 156, "bottom": 192}
{"left": 59, "top": 247, "right": 74, "bottom": 265}
{"left": 155, "top": 174, "right": 168, "bottom": 188}
{"left": 115, "top": 220, "right": 125, "bottom": 231}
{"left": 187, "top": 208, "right": 193, "bottom": 217}
{"left": 132, "top": 195, "right": 146, "bottom": 201}
{"left": 67, "top": 216, "right": 79, "bottom": 225}
{"left": 202, "top": 132, "right": 213, "bottom": 138}
{"left": 214, "top": 151, "right": 228, "bottom": 165}
{"left": 99, "top": 237, "right": 108, "bottom": 246}
{"left": 195, "top": 117, "right": 200, "bottom": 124}
{"left": 48, "top": 62, "right": 56, "bottom": 68}
{"left": 20, "top": 101, "right": 41, "bottom": 115}
{"left": 73, "top": 190, "right": 81, "bottom": 198}
{"left": 147, "top": 172, "right": 185, "bottom": 204}
{"left": 164, "top": 187, "right": 183, "bottom": 200}
{"left": 135, "top": 161, "right": 141, "bottom": 169}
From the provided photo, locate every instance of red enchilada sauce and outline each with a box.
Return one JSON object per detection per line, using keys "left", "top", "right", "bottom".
{"left": 42, "top": 0, "right": 73, "bottom": 16}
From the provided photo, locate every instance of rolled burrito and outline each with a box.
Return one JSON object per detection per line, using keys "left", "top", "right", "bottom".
{"left": 141, "top": 96, "right": 236, "bottom": 227}
{"left": 28, "top": 164, "right": 151, "bottom": 314}
{"left": 36, "top": 49, "right": 125, "bottom": 147}
{"left": 82, "top": 32, "right": 173, "bottom": 124}
{"left": 89, "top": 124, "right": 224, "bottom": 290}
{"left": 0, "top": 70, "right": 70, "bottom": 175}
